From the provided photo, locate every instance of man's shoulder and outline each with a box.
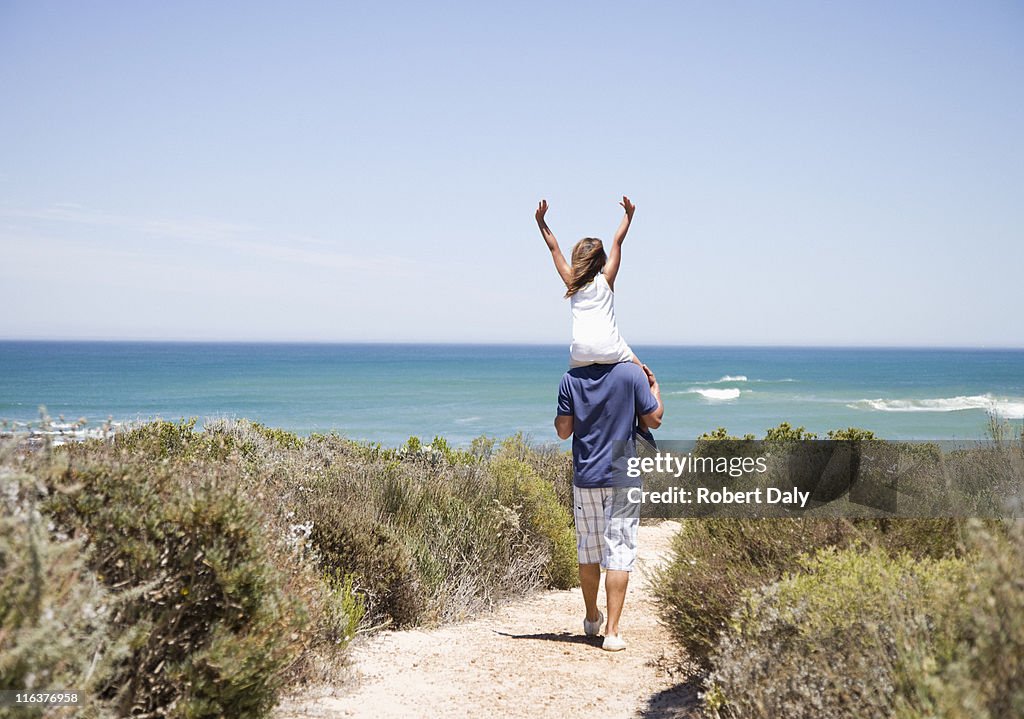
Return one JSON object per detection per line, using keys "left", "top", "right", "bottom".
{"left": 566, "top": 362, "right": 642, "bottom": 383}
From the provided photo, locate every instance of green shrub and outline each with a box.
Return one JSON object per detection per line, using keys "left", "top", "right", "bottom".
{"left": 763, "top": 421, "right": 818, "bottom": 445}
{"left": 651, "top": 518, "right": 858, "bottom": 669}
{"left": 491, "top": 454, "right": 577, "bottom": 589}
{"left": 918, "top": 518, "right": 1024, "bottom": 719}
{"left": 397, "top": 474, "right": 534, "bottom": 622}
{"left": 496, "top": 433, "right": 574, "bottom": 510}
{"left": 0, "top": 464, "right": 127, "bottom": 719}
{"left": 283, "top": 426, "right": 577, "bottom": 626}
{"left": 697, "top": 427, "right": 756, "bottom": 442}
{"left": 705, "top": 546, "right": 970, "bottom": 719}
{"left": 42, "top": 446, "right": 306, "bottom": 718}
{"left": 652, "top": 425, "right": 1022, "bottom": 717}
{"left": 319, "top": 571, "right": 366, "bottom": 647}
{"left": 246, "top": 422, "right": 305, "bottom": 451}
{"left": 694, "top": 428, "right": 758, "bottom": 460}
{"left": 826, "top": 427, "right": 877, "bottom": 441}
{"left": 858, "top": 517, "right": 966, "bottom": 560}
{"left": 3, "top": 418, "right": 581, "bottom": 713}
{"left": 653, "top": 515, "right": 969, "bottom": 671}
{"left": 113, "top": 418, "right": 236, "bottom": 462}
{"left": 307, "top": 505, "right": 426, "bottom": 628}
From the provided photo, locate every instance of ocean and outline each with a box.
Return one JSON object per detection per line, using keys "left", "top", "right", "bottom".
{"left": 1, "top": 342, "right": 1022, "bottom": 445}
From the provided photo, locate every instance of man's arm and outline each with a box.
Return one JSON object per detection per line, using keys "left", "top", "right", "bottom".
{"left": 638, "top": 363, "right": 664, "bottom": 430}
{"left": 554, "top": 414, "right": 574, "bottom": 439}
{"left": 536, "top": 199, "right": 572, "bottom": 287}
{"left": 603, "top": 196, "right": 635, "bottom": 291}
{"left": 555, "top": 373, "right": 575, "bottom": 439}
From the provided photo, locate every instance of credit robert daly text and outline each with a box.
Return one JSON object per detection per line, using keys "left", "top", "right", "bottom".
{"left": 627, "top": 485, "right": 811, "bottom": 509}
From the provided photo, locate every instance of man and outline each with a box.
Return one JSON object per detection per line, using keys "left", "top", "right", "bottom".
{"left": 555, "top": 361, "right": 663, "bottom": 651}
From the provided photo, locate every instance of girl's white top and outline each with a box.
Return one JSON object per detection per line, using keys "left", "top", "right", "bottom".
{"left": 569, "top": 272, "right": 633, "bottom": 368}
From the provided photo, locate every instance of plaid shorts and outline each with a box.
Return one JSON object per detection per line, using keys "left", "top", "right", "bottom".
{"left": 572, "top": 485, "right": 640, "bottom": 571}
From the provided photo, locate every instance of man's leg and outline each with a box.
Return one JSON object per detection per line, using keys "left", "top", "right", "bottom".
{"left": 579, "top": 563, "right": 601, "bottom": 623}
{"left": 602, "top": 488, "right": 639, "bottom": 645}
{"left": 573, "top": 486, "right": 605, "bottom": 630}
{"left": 604, "top": 569, "right": 629, "bottom": 636}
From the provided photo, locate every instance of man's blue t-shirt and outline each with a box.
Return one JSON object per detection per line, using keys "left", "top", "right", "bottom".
{"left": 557, "top": 362, "right": 660, "bottom": 488}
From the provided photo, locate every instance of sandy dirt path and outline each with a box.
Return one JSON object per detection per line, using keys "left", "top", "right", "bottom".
{"left": 274, "top": 520, "right": 697, "bottom": 719}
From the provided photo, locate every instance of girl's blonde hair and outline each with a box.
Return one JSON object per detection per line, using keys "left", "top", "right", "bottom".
{"left": 564, "top": 237, "right": 606, "bottom": 298}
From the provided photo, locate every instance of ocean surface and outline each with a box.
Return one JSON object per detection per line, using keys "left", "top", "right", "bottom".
{"left": 1, "top": 342, "right": 1022, "bottom": 446}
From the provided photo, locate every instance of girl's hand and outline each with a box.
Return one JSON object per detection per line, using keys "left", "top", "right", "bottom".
{"left": 641, "top": 364, "right": 657, "bottom": 389}
{"left": 536, "top": 199, "right": 549, "bottom": 224}
{"left": 619, "top": 196, "right": 636, "bottom": 219}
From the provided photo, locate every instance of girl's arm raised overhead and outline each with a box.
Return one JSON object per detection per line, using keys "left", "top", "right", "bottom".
{"left": 603, "top": 195, "right": 635, "bottom": 291}
{"left": 536, "top": 199, "right": 572, "bottom": 287}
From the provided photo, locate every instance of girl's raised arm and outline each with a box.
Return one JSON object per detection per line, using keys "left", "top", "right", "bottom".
{"left": 536, "top": 199, "right": 572, "bottom": 287}
{"left": 603, "top": 195, "right": 635, "bottom": 291}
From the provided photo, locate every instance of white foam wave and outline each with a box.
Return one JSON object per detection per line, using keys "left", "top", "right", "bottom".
{"left": 704, "top": 376, "right": 796, "bottom": 384}
{"left": 455, "top": 416, "right": 482, "bottom": 424}
{"left": 849, "top": 394, "right": 1024, "bottom": 419}
{"left": 684, "top": 387, "right": 742, "bottom": 401}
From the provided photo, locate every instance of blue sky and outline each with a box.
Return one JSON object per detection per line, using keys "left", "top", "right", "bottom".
{"left": 1, "top": 1, "right": 1021, "bottom": 346}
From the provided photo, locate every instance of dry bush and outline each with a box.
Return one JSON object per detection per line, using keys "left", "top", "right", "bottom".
{"left": 41, "top": 439, "right": 308, "bottom": 718}
{"left": 652, "top": 425, "right": 1023, "bottom": 718}
{"left": 650, "top": 517, "right": 858, "bottom": 670}
{"left": 704, "top": 546, "right": 970, "bottom": 719}
{"left": 120, "top": 419, "right": 577, "bottom": 628}
{"left": 914, "top": 517, "right": 1024, "bottom": 719}
{"left": 2, "top": 417, "right": 578, "bottom": 714}
{"left": 0, "top": 454, "right": 127, "bottom": 719}
{"left": 287, "top": 430, "right": 576, "bottom": 626}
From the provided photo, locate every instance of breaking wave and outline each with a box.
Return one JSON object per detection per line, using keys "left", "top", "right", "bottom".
{"left": 848, "top": 394, "right": 1024, "bottom": 419}
{"left": 677, "top": 387, "right": 742, "bottom": 401}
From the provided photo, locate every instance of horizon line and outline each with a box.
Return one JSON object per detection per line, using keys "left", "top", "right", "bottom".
{"left": 1, "top": 338, "right": 1023, "bottom": 351}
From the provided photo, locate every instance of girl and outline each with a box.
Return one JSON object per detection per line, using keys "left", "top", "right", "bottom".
{"left": 535, "top": 196, "right": 643, "bottom": 369}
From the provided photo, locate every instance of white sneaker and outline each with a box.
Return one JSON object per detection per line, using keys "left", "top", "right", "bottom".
{"left": 602, "top": 633, "right": 627, "bottom": 652}
{"left": 583, "top": 611, "right": 604, "bottom": 637}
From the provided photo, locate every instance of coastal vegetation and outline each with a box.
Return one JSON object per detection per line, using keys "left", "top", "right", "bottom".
{"left": 0, "top": 417, "right": 574, "bottom": 718}
{"left": 2, "top": 416, "right": 1021, "bottom": 718}
{"left": 652, "top": 421, "right": 1024, "bottom": 718}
